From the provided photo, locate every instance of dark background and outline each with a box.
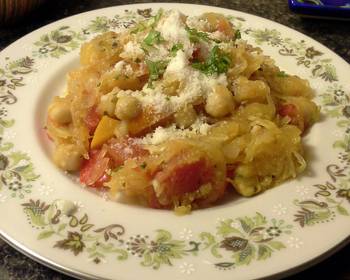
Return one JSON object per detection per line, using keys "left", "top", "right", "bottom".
{"left": 0, "top": 0, "right": 349, "bottom": 279}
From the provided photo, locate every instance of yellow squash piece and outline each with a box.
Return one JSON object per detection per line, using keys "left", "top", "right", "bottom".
{"left": 91, "top": 115, "right": 119, "bottom": 149}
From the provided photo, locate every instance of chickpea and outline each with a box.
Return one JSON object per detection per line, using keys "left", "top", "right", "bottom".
{"left": 48, "top": 99, "right": 72, "bottom": 125}
{"left": 174, "top": 105, "right": 197, "bottom": 128}
{"left": 98, "top": 92, "right": 117, "bottom": 116}
{"left": 205, "top": 85, "right": 235, "bottom": 118}
{"left": 232, "top": 176, "right": 260, "bottom": 197}
{"left": 53, "top": 144, "right": 82, "bottom": 171}
{"left": 232, "top": 164, "right": 261, "bottom": 197}
{"left": 115, "top": 96, "right": 141, "bottom": 120}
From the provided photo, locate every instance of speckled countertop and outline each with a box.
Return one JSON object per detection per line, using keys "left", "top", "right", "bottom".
{"left": 0, "top": 0, "right": 349, "bottom": 279}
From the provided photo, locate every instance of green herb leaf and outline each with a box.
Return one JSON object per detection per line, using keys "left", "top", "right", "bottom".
{"left": 277, "top": 71, "right": 289, "bottom": 78}
{"left": 191, "top": 46, "right": 231, "bottom": 75}
{"left": 143, "top": 30, "right": 164, "bottom": 46}
{"left": 140, "top": 162, "right": 147, "bottom": 169}
{"left": 185, "top": 27, "right": 209, "bottom": 43}
{"left": 234, "top": 29, "right": 241, "bottom": 40}
{"left": 170, "top": 43, "right": 184, "bottom": 57}
{"left": 146, "top": 59, "right": 169, "bottom": 86}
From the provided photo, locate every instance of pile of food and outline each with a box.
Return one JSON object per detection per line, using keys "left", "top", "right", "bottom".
{"left": 47, "top": 9, "right": 319, "bottom": 214}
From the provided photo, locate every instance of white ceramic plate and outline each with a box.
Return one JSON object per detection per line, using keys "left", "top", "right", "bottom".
{"left": 0, "top": 3, "right": 349, "bottom": 280}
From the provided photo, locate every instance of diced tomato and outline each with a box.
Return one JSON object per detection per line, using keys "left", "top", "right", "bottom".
{"left": 93, "top": 173, "right": 111, "bottom": 189}
{"left": 147, "top": 186, "right": 163, "bottom": 209}
{"left": 106, "top": 138, "right": 149, "bottom": 166}
{"left": 226, "top": 164, "right": 237, "bottom": 179}
{"left": 85, "top": 106, "right": 101, "bottom": 135}
{"left": 278, "top": 103, "right": 297, "bottom": 119}
{"left": 155, "top": 156, "right": 214, "bottom": 197}
{"left": 278, "top": 103, "right": 304, "bottom": 131}
{"left": 191, "top": 47, "right": 201, "bottom": 62}
{"left": 80, "top": 149, "right": 110, "bottom": 187}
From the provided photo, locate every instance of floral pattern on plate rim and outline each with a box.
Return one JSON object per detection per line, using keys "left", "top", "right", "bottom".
{"left": 0, "top": 7, "right": 348, "bottom": 271}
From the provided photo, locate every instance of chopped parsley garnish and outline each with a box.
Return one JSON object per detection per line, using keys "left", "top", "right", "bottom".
{"left": 170, "top": 43, "right": 184, "bottom": 56}
{"left": 185, "top": 27, "right": 209, "bottom": 43}
{"left": 277, "top": 71, "right": 289, "bottom": 78}
{"left": 140, "top": 162, "right": 147, "bottom": 169}
{"left": 143, "top": 30, "right": 164, "bottom": 46}
{"left": 146, "top": 59, "right": 169, "bottom": 86}
{"left": 234, "top": 30, "right": 241, "bottom": 40}
{"left": 191, "top": 46, "right": 231, "bottom": 76}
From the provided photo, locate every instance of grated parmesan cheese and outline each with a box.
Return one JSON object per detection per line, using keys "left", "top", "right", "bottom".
{"left": 165, "top": 50, "right": 188, "bottom": 74}
{"left": 148, "top": 45, "right": 169, "bottom": 61}
{"left": 120, "top": 40, "right": 144, "bottom": 60}
{"left": 112, "top": 10, "right": 231, "bottom": 141}
{"left": 117, "top": 88, "right": 171, "bottom": 114}
{"left": 156, "top": 10, "right": 193, "bottom": 57}
{"left": 114, "top": 61, "right": 125, "bottom": 73}
{"left": 141, "top": 116, "right": 212, "bottom": 145}
{"left": 157, "top": 10, "right": 187, "bottom": 44}
{"left": 125, "top": 64, "right": 133, "bottom": 76}
{"left": 210, "top": 31, "right": 227, "bottom": 42}
{"left": 113, "top": 61, "right": 134, "bottom": 77}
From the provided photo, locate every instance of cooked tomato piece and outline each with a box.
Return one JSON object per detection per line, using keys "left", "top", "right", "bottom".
{"left": 147, "top": 186, "right": 163, "bottom": 209}
{"left": 80, "top": 149, "right": 110, "bottom": 187}
{"left": 93, "top": 173, "right": 111, "bottom": 189}
{"left": 278, "top": 103, "right": 304, "bottom": 131}
{"left": 278, "top": 103, "right": 297, "bottom": 118}
{"left": 85, "top": 106, "right": 101, "bottom": 135}
{"left": 190, "top": 47, "right": 202, "bottom": 63}
{"left": 155, "top": 155, "right": 214, "bottom": 197}
{"left": 106, "top": 138, "right": 149, "bottom": 166}
{"left": 226, "top": 164, "right": 237, "bottom": 179}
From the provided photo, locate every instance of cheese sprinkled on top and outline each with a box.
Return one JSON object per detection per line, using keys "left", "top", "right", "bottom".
{"left": 106, "top": 10, "right": 235, "bottom": 144}
{"left": 120, "top": 40, "right": 144, "bottom": 60}
{"left": 141, "top": 117, "right": 212, "bottom": 145}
